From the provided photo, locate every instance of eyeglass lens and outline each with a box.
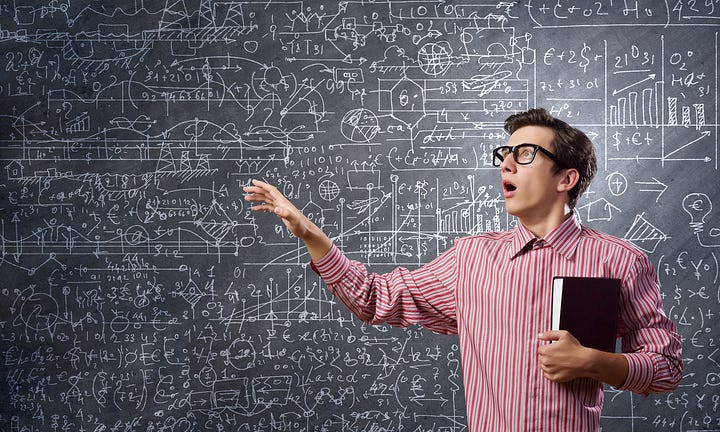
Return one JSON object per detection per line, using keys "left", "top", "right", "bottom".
{"left": 493, "top": 144, "right": 537, "bottom": 166}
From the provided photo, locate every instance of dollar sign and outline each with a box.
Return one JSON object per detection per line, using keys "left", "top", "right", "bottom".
{"left": 579, "top": 43, "right": 591, "bottom": 73}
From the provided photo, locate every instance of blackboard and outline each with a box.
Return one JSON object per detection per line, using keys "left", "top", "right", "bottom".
{"left": 1, "top": 1, "right": 719, "bottom": 430}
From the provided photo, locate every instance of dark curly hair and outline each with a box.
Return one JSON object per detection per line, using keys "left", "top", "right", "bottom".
{"left": 503, "top": 108, "right": 597, "bottom": 209}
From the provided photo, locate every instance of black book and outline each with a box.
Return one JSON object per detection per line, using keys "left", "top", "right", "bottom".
{"left": 551, "top": 276, "right": 622, "bottom": 353}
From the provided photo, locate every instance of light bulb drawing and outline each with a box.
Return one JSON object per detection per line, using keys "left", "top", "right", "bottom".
{"left": 682, "top": 193, "right": 720, "bottom": 247}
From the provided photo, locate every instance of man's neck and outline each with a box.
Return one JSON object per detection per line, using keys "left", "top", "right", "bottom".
{"left": 519, "top": 206, "right": 573, "bottom": 239}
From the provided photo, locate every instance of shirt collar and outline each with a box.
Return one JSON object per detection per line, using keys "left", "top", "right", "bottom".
{"left": 509, "top": 213, "right": 582, "bottom": 260}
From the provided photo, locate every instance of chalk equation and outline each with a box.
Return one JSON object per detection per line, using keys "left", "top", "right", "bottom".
{"left": 0, "top": 1, "right": 719, "bottom": 431}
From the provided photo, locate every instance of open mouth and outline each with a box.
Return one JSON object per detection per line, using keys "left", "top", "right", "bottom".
{"left": 503, "top": 180, "right": 517, "bottom": 192}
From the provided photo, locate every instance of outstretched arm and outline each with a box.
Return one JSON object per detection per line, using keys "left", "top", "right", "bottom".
{"left": 244, "top": 179, "right": 458, "bottom": 334}
{"left": 243, "top": 179, "right": 333, "bottom": 261}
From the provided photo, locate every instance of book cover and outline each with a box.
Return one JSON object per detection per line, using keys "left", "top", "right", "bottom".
{"left": 551, "top": 276, "right": 622, "bottom": 353}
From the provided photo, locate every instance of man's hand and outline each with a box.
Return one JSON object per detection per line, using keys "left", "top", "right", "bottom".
{"left": 243, "top": 179, "right": 333, "bottom": 260}
{"left": 537, "top": 330, "right": 629, "bottom": 387}
{"left": 537, "top": 330, "right": 590, "bottom": 382}
{"left": 244, "top": 179, "right": 312, "bottom": 238}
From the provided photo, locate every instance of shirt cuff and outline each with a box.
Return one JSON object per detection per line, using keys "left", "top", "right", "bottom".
{"left": 618, "top": 353, "right": 654, "bottom": 394}
{"left": 309, "top": 244, "right": 350, "bottom": 284}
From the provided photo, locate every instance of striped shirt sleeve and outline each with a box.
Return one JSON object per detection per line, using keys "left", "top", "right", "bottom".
{"left": 310, "top": 244, "right": 458, "bottom": 334}
{"left": 616, "top": 252, "right": 683, "bottom": 395}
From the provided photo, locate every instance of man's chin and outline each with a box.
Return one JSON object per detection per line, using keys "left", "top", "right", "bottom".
{"left": 504, "top": 204, "right": 520, "bottom": 218}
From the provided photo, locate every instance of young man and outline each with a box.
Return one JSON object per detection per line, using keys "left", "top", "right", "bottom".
{"left": 243, "top": 108, "right": 682, "bottom": 431}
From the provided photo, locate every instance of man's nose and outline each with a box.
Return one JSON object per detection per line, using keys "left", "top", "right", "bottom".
{"left": 500, "top": 152, "right": 517, "bottom": 171}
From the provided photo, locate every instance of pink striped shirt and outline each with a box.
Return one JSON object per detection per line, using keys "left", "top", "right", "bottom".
{"left": 311, "top": 214, "right": 683, "bottom": 431}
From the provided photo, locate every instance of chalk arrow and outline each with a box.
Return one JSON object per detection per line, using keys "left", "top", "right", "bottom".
{"left": 612, "top": 74, "right": 656, "bottom": 95}
{"left": 635, "top": 177, "right": 668, "bottom": 202}
{"left": 664, "top": 130, "right": 712, "bottom": 160}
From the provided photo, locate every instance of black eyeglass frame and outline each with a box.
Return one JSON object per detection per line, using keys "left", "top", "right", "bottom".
{"left": 491, "top": 143, "right": 566, "bottom": 168}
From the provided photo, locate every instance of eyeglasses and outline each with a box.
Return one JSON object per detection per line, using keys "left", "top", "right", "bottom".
{"left": 491, "top": 143, "right": 565, "bottom": 167}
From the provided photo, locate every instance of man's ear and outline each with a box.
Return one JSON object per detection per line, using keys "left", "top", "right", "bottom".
{"left": 556, "top": 168, "right": 579, "bottom": 193}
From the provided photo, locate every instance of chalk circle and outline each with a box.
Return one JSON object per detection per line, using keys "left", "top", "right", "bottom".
{"left": 244, "top": 41, "right": 258, "bottom": 53}
{"left": 263, "top": 66, "right": 284, "bottom": 86}
{"left": 707, "top": 372, "right": 720, "bottom": 386}
{"left": 110, "top": 315, "right": 130, "bottom": 333}
{"left": 340, "top": 108, "right": 379, "bottom": 143}
{"left": 124, "top": 225, "right": 150, "bottom": 245}
{"left": 197, "top": 366, "right": 217, "bottom": 387}
{"left": 606, "top": 172, "right": 628, "bottom": 196}
{"left": 225, "top": 339, "right": 256, "bottom": 371}
{"left": 319, "top": 180, "right": 341, "bottom": 201}
{"left": 418, "top": 42, "right": 453, "bottom": 76}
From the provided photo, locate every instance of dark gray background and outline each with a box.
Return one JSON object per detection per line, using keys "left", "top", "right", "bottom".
{"left": 0, "top": 1, "right": 718, "bottom": 431}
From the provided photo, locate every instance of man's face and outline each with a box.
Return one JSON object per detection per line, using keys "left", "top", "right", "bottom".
{"left": 499, "top": 125, "right": 565, "bottom": 220}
